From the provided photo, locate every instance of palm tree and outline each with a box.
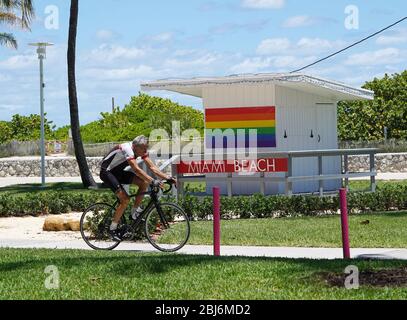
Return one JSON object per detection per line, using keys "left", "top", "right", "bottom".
{"left": 0, "top": 0, "right": 34, "bottom": 49}
{"left": 68, "top": 0, "right": 96, "bottom": 188}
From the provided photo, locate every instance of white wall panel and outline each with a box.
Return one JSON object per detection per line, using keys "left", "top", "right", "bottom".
{"left": 203, "top": 83, "right": 341, "bottom": 195}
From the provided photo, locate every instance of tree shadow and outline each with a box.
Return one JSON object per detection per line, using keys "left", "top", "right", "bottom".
{"left": 0, "top": 183, "right": 86, "bottom": 195}
{"left": 376, "top": 211, "right": 407, "bottom": 218}
{"left": 1, "top": 250, "right": 406, "bottom": 279}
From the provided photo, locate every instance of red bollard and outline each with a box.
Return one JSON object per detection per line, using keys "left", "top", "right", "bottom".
{"left": 213, "top": 186, "right": 221, "bottom": 256}
{"left": 339, "top": 188, "right": 351, "bottom": 259}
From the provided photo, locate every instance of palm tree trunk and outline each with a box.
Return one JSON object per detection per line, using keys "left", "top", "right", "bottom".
{"left": 67, "top": 0, "right": 96, "bottom": 188}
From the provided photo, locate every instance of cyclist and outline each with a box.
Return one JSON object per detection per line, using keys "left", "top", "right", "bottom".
{"left": 100, "top": 135, "right": 176, "bottom": 241}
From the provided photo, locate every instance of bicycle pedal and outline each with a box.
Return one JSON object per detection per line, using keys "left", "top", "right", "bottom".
{"left": 121, "top": 232, "right": 133, "bottom": 240}
{"left": 118, "top": 226, "right": 129, "bottom": 235}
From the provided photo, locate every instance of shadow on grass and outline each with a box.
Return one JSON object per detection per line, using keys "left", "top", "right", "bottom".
{"left": 1, "top": 249, "right": 407, "bottom": 279}
{"left": 348, "top": 211, "right": 407, "bottom": 218}
{"left": 0, "top": 183, "right": 107, "bottom": 196}
{"left": 375, "top": 211, "right": 407, "bottom": 218}
{"left": 0, "top": 182, "right": 110, "bottom": 195}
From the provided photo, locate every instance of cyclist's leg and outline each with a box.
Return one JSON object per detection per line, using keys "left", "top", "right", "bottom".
{"left": 112, "top": 190, "right": 130, "bottom": 224}
{"left": 100, "top": 170, "right": 130, "bottom": 224}
{"left": 132, "top": 175, "right": 149, "bottom": 210}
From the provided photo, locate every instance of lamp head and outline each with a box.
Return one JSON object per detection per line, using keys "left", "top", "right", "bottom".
{"left": 29, "top": 42, "right": 54, "bottom": 59}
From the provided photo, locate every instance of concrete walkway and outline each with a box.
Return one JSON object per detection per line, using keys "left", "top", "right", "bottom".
{"left": 1, "top": 239, "right": 407, "bottom": 260}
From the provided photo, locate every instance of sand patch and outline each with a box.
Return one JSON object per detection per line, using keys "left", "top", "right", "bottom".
{"left": 0, "top": 213, "right": 83, "bottom": 242}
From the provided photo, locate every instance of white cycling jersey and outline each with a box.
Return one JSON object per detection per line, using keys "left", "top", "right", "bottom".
{"left": 101, "top": 142, "right": 148, "bottom": 172}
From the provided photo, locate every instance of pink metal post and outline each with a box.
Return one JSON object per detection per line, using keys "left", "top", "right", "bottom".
{"left": 339, "top": 188, "right": 351, "bottom": 259}
{"left": 213, "top": 186, "right": 221, "bottom": 256}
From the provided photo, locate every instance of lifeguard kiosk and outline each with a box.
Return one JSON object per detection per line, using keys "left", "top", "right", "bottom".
{"left": 141, "top": 73, "right": 375, "bottom": 196}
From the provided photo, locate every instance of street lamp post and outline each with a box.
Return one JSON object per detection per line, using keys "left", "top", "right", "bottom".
{"left": 29, "top": 42, "right": 54, "bottom": 187}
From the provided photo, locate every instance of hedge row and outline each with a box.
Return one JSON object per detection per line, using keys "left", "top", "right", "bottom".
{"left": 0, "top": 191, "right": 116, "bottom": 217}
{"left": 0, "top": 184, "right": 406, "bottom": 218}
{"left": 178, "top": 184, "right": 407, "bottom": 219}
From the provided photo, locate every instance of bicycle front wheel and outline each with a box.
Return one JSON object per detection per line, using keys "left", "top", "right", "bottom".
{"left": 80, "top": 203, "right": 122, "bottom": 251}
{"left": 145, "top": 203, "right": 190, "bottom": 252}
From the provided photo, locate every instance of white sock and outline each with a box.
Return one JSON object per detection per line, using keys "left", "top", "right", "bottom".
{"left": 131, "top": 206, "right": 143, "bottom": 219}
{"left": 110, "top": 222, "right": 118, "bottom": 231}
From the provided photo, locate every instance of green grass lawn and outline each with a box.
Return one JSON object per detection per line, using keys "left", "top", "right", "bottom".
{"left": 0, "top": 182, "right": 99, "bottom": 194}
{"left": 161, "top": 212, "right": 407, "bottom": 248}
{"left": 0, "top": 248, "right": 406, "bottom": 300}
{"left": 349, "top": 180, "right": 407, "bottom": 191}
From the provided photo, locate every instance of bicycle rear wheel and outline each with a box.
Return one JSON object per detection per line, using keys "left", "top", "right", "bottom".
{"left": 145, "top": 203, "right": 190, "bottom": 252}
{"left": 80, "top": 203, "right": 123, "bottom": 250}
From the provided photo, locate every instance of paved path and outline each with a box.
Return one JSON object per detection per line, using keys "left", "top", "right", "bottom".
{"left": 1, "top": 239, "right": 407, "bottom": 260}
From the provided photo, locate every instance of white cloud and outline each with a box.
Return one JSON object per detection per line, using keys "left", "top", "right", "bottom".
{"left": 283, "top": 15, "right": 316, "bottom": 28}
{"left": 173, "top": 49, "right": 199, "bottom": 57}
{"left": 230, "top": 57, "right": 273, "bottom": 73}
{"left": 296, "top": 38, "right": 346, "bottom": 51}
{"left": 256, "top": 37, "right": 345, "bottom": 55}
{"left": 150, "top": 32, "right": 174, "bottom": 42}
{"left": 164, "top": 53, "right": 220, "bottom": 69}
{"left": 0, "top": 103, "right": 25, "bottom": 112}
{"left": 83, "top": 65, "right": 156, "bottom": 81}
{"left": 210, "top": 20, "right": 270, "bottom": 35}
{"left": 230, "top": 55, "right": 317, "bottom": 73}
{"left": 256, "top": 38, "right": 291, "bottom": 55}
{"left": 0, "top": 54, "right": 37, "bottom": 70}
{"left": 87, "top": 44, "right": 146, "bottom": 62}
{"left": 345, "top": 48, "right": 403, "bottom": 66}
{"left": 241, "top": 0, "right": 285, "bottom": 9}
{"left": 376, "top": 29, "right": 407, "bottom": 46}
{"left": 0, "top": 73, "right": 11, "bottom": 81}
{"left": 96, "top": 29, "right": 116, "bottom": 41}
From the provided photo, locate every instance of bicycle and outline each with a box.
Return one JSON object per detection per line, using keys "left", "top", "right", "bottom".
{"left": 80, "top": 180, "right": 190, "bottom": 252}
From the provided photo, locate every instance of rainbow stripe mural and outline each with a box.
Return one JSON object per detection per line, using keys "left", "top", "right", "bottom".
{"left": 205, "top": 106, "right": 276, "bottom": 149}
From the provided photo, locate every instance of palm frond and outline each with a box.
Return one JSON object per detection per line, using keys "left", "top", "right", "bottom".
{"left": 0, "top": 32, "right": 17, "bottom": 49}
{"left": 0, "top": 0, "right": 34, "bottom": 48}
{"left": 0, "top": 11, "right": 22, "bottom": 27}
{"left": 0, "top": 0, "right": 19, "bottom": 11}
{"left": 0, "top": 0, "right": 34, "bottom": 29}
{"left": 18, "top": 0, "right": 34, "bottom": 29}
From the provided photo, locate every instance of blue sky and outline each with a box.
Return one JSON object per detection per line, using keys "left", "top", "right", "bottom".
{"left": 0, "top": 0, "right": 406, "bottom": 127}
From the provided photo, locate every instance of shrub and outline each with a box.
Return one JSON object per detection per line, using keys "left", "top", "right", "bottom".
{"left": 0, "top": 183, "right": 406, "bottom": 219}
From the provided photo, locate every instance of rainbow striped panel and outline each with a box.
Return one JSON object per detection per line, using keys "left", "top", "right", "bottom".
{"left": 205, "top": 106, "right": 276, "bottom": 149}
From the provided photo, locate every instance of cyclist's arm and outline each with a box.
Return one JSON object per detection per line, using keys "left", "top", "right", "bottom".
{"left": 127, "top": 159, "right": 154, "bottom": 184}
{"left": 143, "top": 156, "right": 171, "bottom": 181}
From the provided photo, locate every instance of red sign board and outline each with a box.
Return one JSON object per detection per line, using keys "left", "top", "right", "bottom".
{"left": 177, "top": 158, "right": 288, "bottom": 174}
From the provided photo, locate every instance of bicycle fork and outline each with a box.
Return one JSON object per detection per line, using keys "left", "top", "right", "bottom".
{"left": 155, "top": 203, "right": 170, "bottom": 228}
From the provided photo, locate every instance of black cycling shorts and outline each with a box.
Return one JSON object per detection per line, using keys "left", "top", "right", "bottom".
{"left": 100, "top": 168, "right": 135, "bottom": 194}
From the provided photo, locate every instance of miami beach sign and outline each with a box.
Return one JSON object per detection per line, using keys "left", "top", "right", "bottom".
{"left": 177, "top": 158, "right": 288, "bottom": 174}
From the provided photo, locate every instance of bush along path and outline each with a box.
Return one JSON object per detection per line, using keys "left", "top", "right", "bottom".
{"left": 0, "top": 183, "right": 407, "bottom": 218}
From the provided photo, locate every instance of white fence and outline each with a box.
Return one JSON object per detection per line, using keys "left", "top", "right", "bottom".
{"left": 164, "top": 149, "right": 379, "bottom": 197}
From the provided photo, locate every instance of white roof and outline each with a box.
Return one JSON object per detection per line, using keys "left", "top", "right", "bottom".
{"left": 141, "top": 73, "right": 374, "bottom": 101}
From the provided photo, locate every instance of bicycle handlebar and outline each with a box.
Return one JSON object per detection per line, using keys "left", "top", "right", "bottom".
{"left": 162, "top": 180, "right": 174, "bottom": 195}
{"left": 150, "top": 179, "right": 175, "bottom": 195}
